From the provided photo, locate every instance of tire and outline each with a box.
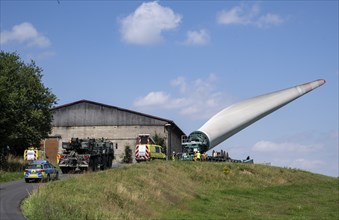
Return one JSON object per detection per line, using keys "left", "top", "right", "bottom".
{"left": 101, "top": 157, "right": 106, "bottom": 170}
{"left": 61, "top": 167, "right": 69, "bottom": 174}
{"left": 90, "top": 157, "right": 97, "bottom": 171}
{"left": 108, "top": 155, "right": 113, "bottom": 168}
{"left": 25, "top": 178, "right": 29, "bottom": 183}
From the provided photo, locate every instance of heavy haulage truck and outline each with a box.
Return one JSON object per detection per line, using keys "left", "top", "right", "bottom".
{"left": 58, "top": 138, "right": 114, "bottom": 173}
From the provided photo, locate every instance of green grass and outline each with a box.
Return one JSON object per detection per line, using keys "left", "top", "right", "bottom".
{"left": 0, "top": 171, "right": 23, "bottom": 182}
{"left": 0, "top": 156, "right": 28, "bottom": 183}
{"left": 22, "top": 161, "right": 339, "bottom": 220}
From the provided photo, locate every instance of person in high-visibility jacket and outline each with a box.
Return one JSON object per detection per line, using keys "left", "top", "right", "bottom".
{"left": 202, "top": 152, "right": 207, "bottom": 161}
{"left": 57, "top": 153, "right": 61, "bottom": 164}
{"left": 196, "top": 151, "right": 201, "bottom": 161}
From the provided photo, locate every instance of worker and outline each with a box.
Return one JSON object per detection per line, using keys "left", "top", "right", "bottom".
{"left": 172, "top": 151, "right": 175, "bottom": 161}
{"left": 57, "top": 153, "right": 60, "bottom": 164}
{"left": 202, "top": 152, "right": 207, "bottom": 161}
{"left": 196, "top": 151, "right": 201, "bottom": 161}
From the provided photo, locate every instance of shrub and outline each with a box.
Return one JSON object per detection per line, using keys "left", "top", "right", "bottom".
{"left": 123, "top": 146, "right": 133, "bottom": 163}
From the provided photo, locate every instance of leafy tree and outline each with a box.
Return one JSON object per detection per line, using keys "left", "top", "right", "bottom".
{"left": 153, "top": 132, "right": 167, "bottom": 154}
{"left": 153, "top": 132, "right": 166, "bottom": 147}
{"left": 0, "top": 51, "right": 57, "bottom": 155}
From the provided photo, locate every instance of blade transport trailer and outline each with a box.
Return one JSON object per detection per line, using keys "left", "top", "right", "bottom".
{"left": 181, "top": 79, "right": 325, "bottom": 161}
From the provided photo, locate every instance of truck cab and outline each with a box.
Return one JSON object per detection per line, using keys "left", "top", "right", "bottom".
{"left": 135, "top": 134, "right": 166, "bottom": 162}
{"left": 24, "top": 147, "right": 44, "bottom": 161}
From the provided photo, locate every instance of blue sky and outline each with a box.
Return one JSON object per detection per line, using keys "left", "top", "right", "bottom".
{"left": 1, "top": 1, "right": 338, "bottom": 177}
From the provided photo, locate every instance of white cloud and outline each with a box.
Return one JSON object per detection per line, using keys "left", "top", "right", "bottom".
{"left": 217, "top": 4, "right": 284, "bottom": 28}
{"left": 134, "top": 91, "right": 170, "bottom": 107}
{"left": 217, "top": 5, "right": 252, "bottom": 25}
{"left": 256, "top": 13, "right": 284, "bottom": 28}
{"left": 252, "top": 140, "right": 322, "bottom": 153}
{"left": 170, "top": 76, "right": 187, "bottom": 93}
{"left": 183, "top": 29, "right": 210, "bottom": 46}
{"left": 119, "top": 1, "right": 182, "bottom": 45}
{"left": 133, "top": 73, "right": 234, "bottom": 120}
{"left": 0, "top": 22, "right": 51, "bottom": 47}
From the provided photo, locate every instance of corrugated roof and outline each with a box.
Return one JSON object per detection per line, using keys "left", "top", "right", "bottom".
{"left": 51, "top": 99, "right": 185, "bottom": 135}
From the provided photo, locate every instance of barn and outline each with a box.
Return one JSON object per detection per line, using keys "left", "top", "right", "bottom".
{"left": 44, "top": 100, "right": 186, "bottom": 163}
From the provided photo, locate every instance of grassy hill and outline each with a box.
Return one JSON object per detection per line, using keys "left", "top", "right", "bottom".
{"left": 22, "top": 161, "right": 338, "bottom": 219}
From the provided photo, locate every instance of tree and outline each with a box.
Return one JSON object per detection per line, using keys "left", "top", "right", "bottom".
{"left": 0, "top": 51, "right": 57, "bottom": 154}
{"left": 153, "top": 132, "right": 166, "bottom": 153}
{"left": 123, "top": 145, "right": 133, "bottom": 163}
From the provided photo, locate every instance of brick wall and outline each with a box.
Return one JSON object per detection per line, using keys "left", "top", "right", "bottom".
{"left": 41, "top": 137, "right": 59, "bottom": 164}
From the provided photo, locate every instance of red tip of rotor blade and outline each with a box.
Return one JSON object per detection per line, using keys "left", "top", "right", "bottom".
{"left": 318, "top": 79, "right": 326, "bottom": 85}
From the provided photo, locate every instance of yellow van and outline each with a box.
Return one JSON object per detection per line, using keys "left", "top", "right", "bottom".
{"left": 135, "top": 144, "right": 166, "bottom": 162}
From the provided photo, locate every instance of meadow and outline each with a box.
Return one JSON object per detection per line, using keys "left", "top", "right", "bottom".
{"left": 22, "top": 161, "right": 339, "bottom": 219}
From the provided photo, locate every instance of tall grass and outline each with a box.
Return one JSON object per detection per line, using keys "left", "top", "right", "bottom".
{"left": 22, "top": 161, "right": 339, "bottom": 219}
{"left": 1, "top": 154, "right": 27, "bottom": 171}
{"left": 0, "top": 155, "right": 28, "bottom": 182}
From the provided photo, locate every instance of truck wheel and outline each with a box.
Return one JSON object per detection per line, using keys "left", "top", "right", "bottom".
{"left": 61, "top": 167, "right": 69, "bottom": 174}
{"left": 109, "top": 156, "right": 113, "bottom": 167}
{"left": 90, "top": 158, "right": 97, "bottom": 171}
{"left": 101, "top": 157, "right": 106, "bottom": 170}
{"left": 25, "top": 178, "right": 29, "bottom": 183}
{"left": 89, "top": 159, "right": 93, "bottom": 171}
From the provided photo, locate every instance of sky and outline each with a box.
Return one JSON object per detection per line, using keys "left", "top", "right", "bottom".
{"left": 1, "top": 1, "right": 338, "bottom": 177}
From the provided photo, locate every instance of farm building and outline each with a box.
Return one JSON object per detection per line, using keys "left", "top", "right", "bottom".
{"left": 44, "top": 100, "right": 185, "bottom": 163}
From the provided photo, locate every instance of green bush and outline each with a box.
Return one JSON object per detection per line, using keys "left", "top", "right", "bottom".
{"left": 123, "top": 146, "right": 133, "bottom": 163}
{"left": 0, "top": 155, "right": 27, "bottom": 172}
